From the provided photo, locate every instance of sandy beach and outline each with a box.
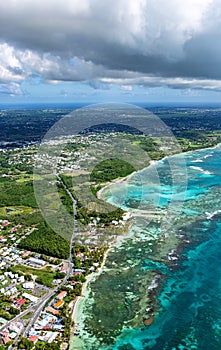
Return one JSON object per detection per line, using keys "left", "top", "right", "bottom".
{"left": 96, "top": 176, "right": 130, "bottom": 200}
{"left": 96, "top": 160, "right": 158, "bottom": 201}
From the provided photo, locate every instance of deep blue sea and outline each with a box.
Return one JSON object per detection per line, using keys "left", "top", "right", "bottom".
{"left": 71, "top": 145, "right": 221, "bottom": 350}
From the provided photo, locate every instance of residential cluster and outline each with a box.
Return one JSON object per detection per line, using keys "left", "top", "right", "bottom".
{"left": 25, "top": 291, "right": 68, "bottom": 346}
{"left": 0, "top": 219, "right": 72, "bottom": 348}
{"left": 0, "top": 215, "right": 106, "bottom": 349}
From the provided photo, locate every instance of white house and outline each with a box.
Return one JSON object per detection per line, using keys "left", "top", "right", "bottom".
{"left": 23, "top": 281, "right": 35, "bottom": 290}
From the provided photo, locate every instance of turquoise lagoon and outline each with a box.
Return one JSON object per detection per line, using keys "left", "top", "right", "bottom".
{"left": 70, "top": 145, "right": 221, "bottom": 350}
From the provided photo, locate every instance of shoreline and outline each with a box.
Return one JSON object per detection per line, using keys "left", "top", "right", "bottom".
{"left": 71, "top": 246, "right": 110, "bottom": 325}
{"left": 69, "top": 225, "right": 134, "bottom": 349}
{"left": 97, "top": 143, "right": 221, "bottom": 202}
{"left": 96, "top": 160, "right": 157, "bottom": 201}
{"left": 69, "top": 141, "right": 221, "bottom": 348}
{"left": 72, "top": 141, "right": 221, "bottom": 316}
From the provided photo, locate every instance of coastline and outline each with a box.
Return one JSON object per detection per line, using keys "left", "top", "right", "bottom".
{"left": 71, "top": 246, "right": 110, "bottom": 325}
{"left": 97, "top": 143, "right": 221, "bottom": 203}
{"left": 96, "top": 160, "right": 157, "bottom": 201}
{"left": 69, "top": 142, "right": 221, "bottom": 348}
{"left": 69, "top": 222, "right": 135, "bottom": 349}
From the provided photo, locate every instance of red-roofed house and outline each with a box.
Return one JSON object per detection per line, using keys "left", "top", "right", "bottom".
{"left": 16, "top": 298, "right": 26, "bottom": 306}
{"left": 42, "top": 325, "right": 51, "bottom": 330}
{"left": 22, "top": 251, "right": 30, "bottom": 257}
{"left": 29, "top": 335, "right": 38, "bottom": 344}
{"left": 1, "top": 331, "right": 9, "bottom": 337}
{"left": 3, "top": 336, "right": 11, "bottom": 344}
{"left": 3, "top": 221, "right": 9, "bottom": 227}
{"left": 56, "top": 291, "right": 67, "bottom": 300}
{"left": 60, "top": 266, "right": 68, "bottom": 272}
{"left": 46, "top": 307, "right": 59, "bottom": 316}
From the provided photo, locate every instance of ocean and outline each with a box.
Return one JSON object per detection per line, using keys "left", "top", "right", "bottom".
{"left": 70, "top": 145, "right": 221, "bottom": 350}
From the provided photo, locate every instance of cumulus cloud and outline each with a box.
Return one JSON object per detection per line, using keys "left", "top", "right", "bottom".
{"left": 0, "top": 0, "right": 221, "bottom": 92}
{"left": 0, "top": 82, "right": 25, "bottom": 96}
{"left": 121, "top": 85, "right": 133, "bottom": 91}
{"left": 0, "top": 43, "right": 25, "bottom": 84}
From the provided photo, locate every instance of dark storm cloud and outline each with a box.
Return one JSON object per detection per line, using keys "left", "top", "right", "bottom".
{"left": 0, "top": 0, "right": 221, "bottom": 90}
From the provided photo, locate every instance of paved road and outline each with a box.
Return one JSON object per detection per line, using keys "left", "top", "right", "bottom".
{"left": 8, "top": 173, "right": 78, "bottom": 348}
{"left": 0, "top": 305, "right": 33, "bottom": 333}
{"left": 8, "top": 290, "right": 57, "bottom": 349}
{"left": 22, "top": 287, "right": 58, "bottom": 337}
{"left": 57, "top": 174, "right": 77, "bottom": 282}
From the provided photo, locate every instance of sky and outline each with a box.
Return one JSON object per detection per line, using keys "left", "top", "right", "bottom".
{"left": 0, "top": 0, "right": 221, "bottom": 105}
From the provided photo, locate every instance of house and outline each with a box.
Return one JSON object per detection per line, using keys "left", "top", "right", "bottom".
{"left": 15, "top": 297, "right": 26, "bottom": 307}
{"left": 10, "top": 331, "right": 17, "bottom": 339}
{"left": 46, "top": 307, "right": 59, "bottom": 316}
{"left": 76, "top": 251, "right": 84, "bottom": 260}
{"left": 1, "top": 331, "right": 9, "bottom": 337}
{"left": 23, "top": 281, "right": 35, "bottom": 290}
{"left": 23, "top": 293, "right": 38, "bottom": 303}
{"left": 29, "top": 335, "right": 39, "bottom": 344}
{"left": 9, "top": 322, "right": 23, "bottom": 334}
{"left": 53, "top": 324, "right": 64, "bottom": 331}
{"left": 2, "top": 220, "right": 9, "bottom": 227}
{"left": 54, "top": 300, "right": 64, "bottom": 309}
{"left": 60, "top": 266, "right": 68, "bottom": 272}
{"left": 18, "top": 276, "right": 25, "bottom": 283}
{"left": 36, "top": 314, "right": 57, "bottom": 329}
{"left": 28, "top": 329, "right": 39, "bottom": 337}
{"left": 39, "top": 331, "right": 58, "bottom": 344}
{"left": 47, "top": 331, "right": 59, "bottom": 344}
{"left": 22, "top": 251, "right": 30, "bottom": 258}
{"left": 3, "top": 336, "right": 10, "bottom": 344}
{"left": 28, "top": 257, "right": 46, "bottom": 267}
{"left": 56, "top": 291, "right": 67, "bottom": 300}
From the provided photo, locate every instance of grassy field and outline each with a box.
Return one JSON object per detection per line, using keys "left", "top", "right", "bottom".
{"left": 0, "top": 206, "right": 34, "bottom": 216}
{"left": 11, "top": 265, "right": 56, "bottom": 287}
{"left": 16, "top": 174, "right": 42, "bottom": 183}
